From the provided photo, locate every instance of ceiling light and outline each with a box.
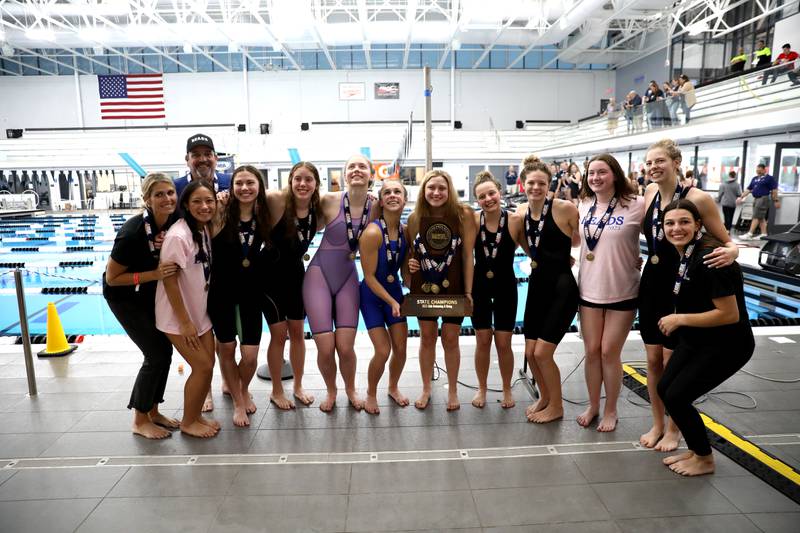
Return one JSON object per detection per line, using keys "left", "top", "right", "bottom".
{"left": 79, "top": 27, "right": 110, "bottom": 42}
{"left": 451, "top": 39, "right": 461, "bottom": 50}
{"left": 25, "top": 27, "right": 56, "bottom": 41}
{"left": 228, "top": 41, "right": 240, "bottom": 53}
{"left": 1, "top": 43, "right": 14, "bottom": 57}
{"left": 183, "top": 42, "right": 193, "bottom": 54}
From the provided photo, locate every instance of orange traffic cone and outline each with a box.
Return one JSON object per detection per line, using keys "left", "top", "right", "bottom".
{"left": 37, "top": 302, "right": 77, "bottom": 358}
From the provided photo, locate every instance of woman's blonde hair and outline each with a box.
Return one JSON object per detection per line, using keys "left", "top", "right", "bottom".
{"left": 647, "top": 138, "right": 684, "bottom": 180}
{"left": 410, "top": 170, "right": 464, "bottom": 232}
{"left": 140, "top": 173, "right": 174, "bottom": 209}
{"left": 374, "top": 178, "right": 407, "bottom": 219}
{"left": 472, "top": 170, "right": 502, "bottom": 196}
{"left": 521, "top": 154, "right": 552, "bottom": 182}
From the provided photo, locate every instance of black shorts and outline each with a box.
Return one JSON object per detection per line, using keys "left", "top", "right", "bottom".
{"left": 208, "top": 295, "right": 266, "bottom": 345}
{"left": 579, "top": 297, "right": 638, "bottom": 312}
{"left": 263, "top": 274, "right": 305, "bottom": 325}
{"left": 417, "top": 315, "right": 465, "bottom": 326}
{"left": 471, "top": 282, "right": 517, "bottom": 332}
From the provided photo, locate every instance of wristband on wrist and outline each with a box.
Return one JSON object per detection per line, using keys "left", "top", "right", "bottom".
{"left": 133, "top": 272, "right": 140, "bottom": 292}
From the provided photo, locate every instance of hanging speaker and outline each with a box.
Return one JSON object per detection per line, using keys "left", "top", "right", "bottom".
{"left": 301, "top": 122, "right": 310, "bottom": 131}
{"left": 260, "top": 123, "right": 270, "bottom": 135}
{"left": 454, "top": 121, "right": 462, "bottom": 129}
{"left": 515, "top": 120, "right": 524, "bottom": 129}
{"left": 6, "top": 129, "right": 22, "bottom": 139}
{"left": 237, "top": 124, "right": 246, "bottom": 132}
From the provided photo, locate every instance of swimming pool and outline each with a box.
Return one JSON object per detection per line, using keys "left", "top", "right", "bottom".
{"left": 1, "top": 213, "right": 798, "bottom": 337}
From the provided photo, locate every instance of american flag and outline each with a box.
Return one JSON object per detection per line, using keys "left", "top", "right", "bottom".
{"left": 98, "top": 74, "right": 165, "bottom": 120}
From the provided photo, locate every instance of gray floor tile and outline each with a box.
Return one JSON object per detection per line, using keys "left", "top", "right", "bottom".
{"left": 0, "top": 410, "right": 87, "bottom": 433}
{"left": 76, "top": 496, "right": 223, "bottom": 533}
{"left": 0, "top": 469, "right": 16, "bottom": 486}
{"left": 350, "top": 425, "right": 461, "bottom": 452}
{"left": 0, "top": 393, "right": 26, "bottom": 411}
{"left": 572, "top": 450, "right": 680, "bottom": 483}
{"left": 473, "top": 485, "right": 609, "bottom": 527}
{"left": 0, "top": 466, "right": 128, "bottom": 501}
{"left": 248, "top": 428, "right": 355, "bottom": 454}
{"left": 0, "top": 498, "right": 101, "bottom": 533}
{"left": 6, "top": 392, "right": 113, "bottom": 412}
{"left": 0, "top": 432, "right": 63, "bottom": 458}
{"left": 594, "top": 478, "right": 741, "bottom": 518}
{"left": 69, "top": 410, "right": 169, "bottom": 432}
{"left": 745, "top": 512, "right": 800, "bottom": 533}
{"left": 708, "top": 476, "right": 800, "bottom": 513}
{"left": 228, "top": 463, "right": 351, "bottom": 496}
{"left": 210, "top": 494, "right": 348, "bottom": 533}
{"left": 38, "top": 376, "right": 130, "bottom": 394}
{"left": 615, "top": 514, "right": 761, "bottom": 533}
{"left": 464, "top": 455, "right": 586, "bottom": 489}
{"left": 346, "top": 490, "right": 480, "bottom": 531}
{"left": 108, "top": 465, "right": 241, "bottom": 497}
{"left": 350, "top": 460, "right": 470, "bottom": 494}
{"left": 762, "top": 444, "right": 800, "bottom": 466}
{"left": 485, "top": 522, "right": 621, "bottom": 533}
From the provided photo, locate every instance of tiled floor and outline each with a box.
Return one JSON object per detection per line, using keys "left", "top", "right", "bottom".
{"left": 0, "top": 330, "right": 798, "bottom": 532}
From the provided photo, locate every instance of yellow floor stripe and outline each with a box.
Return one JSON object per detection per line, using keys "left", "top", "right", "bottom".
{"left": 622, "top": 364, "right": 800, "bottom": 486}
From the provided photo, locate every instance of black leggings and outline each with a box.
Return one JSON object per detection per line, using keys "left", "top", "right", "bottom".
{"left": 657, "top": 340, "right": 753, "bottom": 456}
{"left": 722, "top": 206, "right": 736, "bottom": 232}
{"left": 107, "top": 297, "right": 173, "bottom": 413}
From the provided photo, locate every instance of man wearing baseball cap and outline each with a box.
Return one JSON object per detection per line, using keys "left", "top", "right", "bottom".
{"left": 173, "top": 133, "right": 231, "bottom": 198}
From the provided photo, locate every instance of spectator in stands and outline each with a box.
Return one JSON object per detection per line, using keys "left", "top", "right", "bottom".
{"left": 681, "top": 169, "right": 698, "bottom": 189}
{"left": 718, "top": 171, "right": 742, "bottom": 231}
{"left": 754, "top": 40, "right": 772, "bottom": 68}
{"left": 504, "top": 165, "right": 518, "bottom": 195}
{"left": 737, "top": 163, "right": 781, "bottom": 239}
{"left": 730, "top": 47, "right": 747, "bottom": 73}
{"left": 661, "top": 82, "right": 676, "bottom": 126}
{"left": 644, "top": 80, "right": 665, "bottom": 128}
{"left": 677, "top": 75, "right": 696, "bottom": 124}
{"left": 764, "top": 43, "right": 799, "bottom": 85}
{"left": 624, "top": 90, "right": 643, "bottom": 133}
{"left": 788, "top": 62, "right": 800, "bottom": 86}
{"left": 174, "top": 134, "right": 231, "bottom": 198}
{"left": 602, "top": 97, "right": 621, "bottom": 135}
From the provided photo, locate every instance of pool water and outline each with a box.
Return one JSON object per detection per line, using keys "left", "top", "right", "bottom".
{"left": 0, "top": 213, "right": 796, "bottom": 337}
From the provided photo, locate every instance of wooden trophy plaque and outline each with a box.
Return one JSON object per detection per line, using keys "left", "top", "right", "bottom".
{"left": 401, "top": 214, "right": 472, "bottom": 317}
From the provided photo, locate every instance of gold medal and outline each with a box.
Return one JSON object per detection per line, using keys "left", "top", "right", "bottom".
{"left": 303, "top": 253, "right": 310, "bottom": 261}
{"left": 422, "top": 283, "right": 431, "bottom": 293}
{"left": 430, "top": 283, "right": 440, "bottom": 294}
{"left": 530, "top": 260, "right": 538, "bottom": 270}
{"left": 204, "top": 283, "right": 209, "bottom": 292}
{"left": 486, "top": 271, "right": 494, "bottom": 279}
{"left": 349, "top": 252, "right": 356, "bottom": 261}
{"left": 586, "top": 252, "right": 595, "bottom": 261}
{"left": 442, "top": 279, "right": 450, "bottom": 288}
{"left": 650, "top": 255, "right": 659, "bottom": 265}
{"left": 387, "top": 274, "right": 395, "bottom": 283}
{"left": 242, "top": 258, "right": 250, "bottom": 268}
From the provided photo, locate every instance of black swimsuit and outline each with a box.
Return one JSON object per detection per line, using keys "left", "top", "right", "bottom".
{"left": 472, "top": 213, "right": 517, "bottom": 332}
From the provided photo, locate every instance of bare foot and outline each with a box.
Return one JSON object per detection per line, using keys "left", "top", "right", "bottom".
{"left": 347, "top": 391, "right": 364, "bottom": 411}
{"left": 501, "top": 390, "right": 515, "bottom": 409}
{"left": 198, "top": 415, "right": 221, "bottom": 431}
{"left": 414, "top": 390, "right": 431, "bottom": 410}
{"left": 202, "top": 392, "right": 214, "bottom": 412}
{"left": 526, "top": 398, "right": 548, "bottom": 418}
{"left": 531, "top": 404, "right": 563, "bottom": 424}
{"left": 132, "top": 420, "right": 171, "bottom": 439}
{"left": 471, "top": 389, "right": 487, "bottom": 408}
{"left": 245, "top": 394, "right": 257, "bottom": 414}
{"left": 446, "top": 391, "right": 460, "bottom": 411}
{"left": 293, "top": 388, "right": 315, "bottom": 406}
{"left": 319, "top": 391, "right": 337, "bottom": 412}
{"left": 364, "top": 395, "right": 380, "bottom": 415}
{"left": 232, "top": 406, "right": 250, "bottom": 427}
{"left": 180, "top": 420, "right": 217, "bottom": 438}
{"left": 655, "top": 428, "right": 681, "bottom": 452}
{"left": 597, "top": 412, "right": 618, "bottom": 432}
{"left": 270, "top": 392, "right": 295, "bottom": 410}
{"left": 388, "top": 388, "right": 409, "bottom": 407}
{"left": 639, "top": 426, "right": 664, "bottom": 448}
{"left": 663, "top": 451, "right": 693, "bottom": 466}
{"left": 669, "top": 453, "right": 715, "bottom": 476}
{"left": 150, "top": 413, "right": 180, "bottom": 429}
{"left": 576, "top": 406, "right": 598, "bottom": 428}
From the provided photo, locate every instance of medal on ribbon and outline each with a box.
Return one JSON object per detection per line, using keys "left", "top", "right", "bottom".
{"left": 239, "top": 219, "right": 255, "bottom": 268}
{"left": 583, "top": 196, "right": 618, "bottom": 262}
{"left": 651, "top": 184, "right": 686, "bottom": 265}
{"left": 344, "top": 192, "right": 371, "bottom": 261}
{"left": 672, "top": 232, "right": 702, "bottom": 310}
{"left": 414, "top": 234, "right": 460, "bottom": 294}
{"left": 524, "top": 199, "right": 551, "bottom": 271}
{"left": 380, "top": 217, "right": 403, "bottom": 284}
{"left": 297, "top": 209, "right": 317, "bottom": 262}
{"left": 480, "top": 209, "right": 506, "bottom": 279}
{"left": 197, "top": 227, "right": 212, "bottom": 291}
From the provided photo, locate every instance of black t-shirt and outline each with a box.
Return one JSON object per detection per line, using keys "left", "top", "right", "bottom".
{"left": 103, "top": 212, "right": 176, "bottom": 302}
{"left": 675, "top": 247, "right": 753, "bottom": 350}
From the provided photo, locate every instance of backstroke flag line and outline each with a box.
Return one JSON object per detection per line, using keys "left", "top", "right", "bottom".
{"left": 98, "top": 74, "right": 165, "bottom": 120}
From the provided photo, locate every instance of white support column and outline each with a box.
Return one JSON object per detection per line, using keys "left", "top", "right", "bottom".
{"left": 73, "top": 60, "right": 85, "bottom": 128}
{"left": 450, "top": 60, "right": 455, "bottom": 128}
{"left": 242, "top": 51, "right": 251, "bottom": 134}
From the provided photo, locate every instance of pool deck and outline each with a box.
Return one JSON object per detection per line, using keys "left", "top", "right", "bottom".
{"left": 0, "top": 328, "right": 798, "bottom": 532}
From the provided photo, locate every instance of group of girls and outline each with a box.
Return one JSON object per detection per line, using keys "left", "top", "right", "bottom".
{"left": 105, "top": 143, "right": 754, "bottom": 476}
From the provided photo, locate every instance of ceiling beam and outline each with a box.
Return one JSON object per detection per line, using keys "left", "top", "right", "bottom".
{"left": 471, "top": 15, "right": 518, "bottom": 69}
{"left": 401, "top": 0, "right": 418, "bottom": 69}
{"left": 357, "top": 0, "right": 372, "bottom": 69}
{"left": 437, "top": 0, "right": 463, "bottom": 69}
{"left": 248, "top": 9, "right": 302, "bottom": 70}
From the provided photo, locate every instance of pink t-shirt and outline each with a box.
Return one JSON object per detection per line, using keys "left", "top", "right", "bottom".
{"left": 155, "top": 219, "right": 213, "bottom": 335}
{"left": 578, "top": 195, "right": 645, "bottom": 304}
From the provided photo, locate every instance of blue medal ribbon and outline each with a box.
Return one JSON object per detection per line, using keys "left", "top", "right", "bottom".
{"left": 583, "top": 196, "right": 618, "bottom": 254}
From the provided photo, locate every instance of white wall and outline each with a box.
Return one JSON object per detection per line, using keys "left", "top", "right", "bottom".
{"left": 0, "top": 68, "right": 613, "bottom": 133}
{"left": 772, "top": 11, "right": 800, "bottom": 54}
{"left": 615, "top": 49, "right": 669, "bottom": 102}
